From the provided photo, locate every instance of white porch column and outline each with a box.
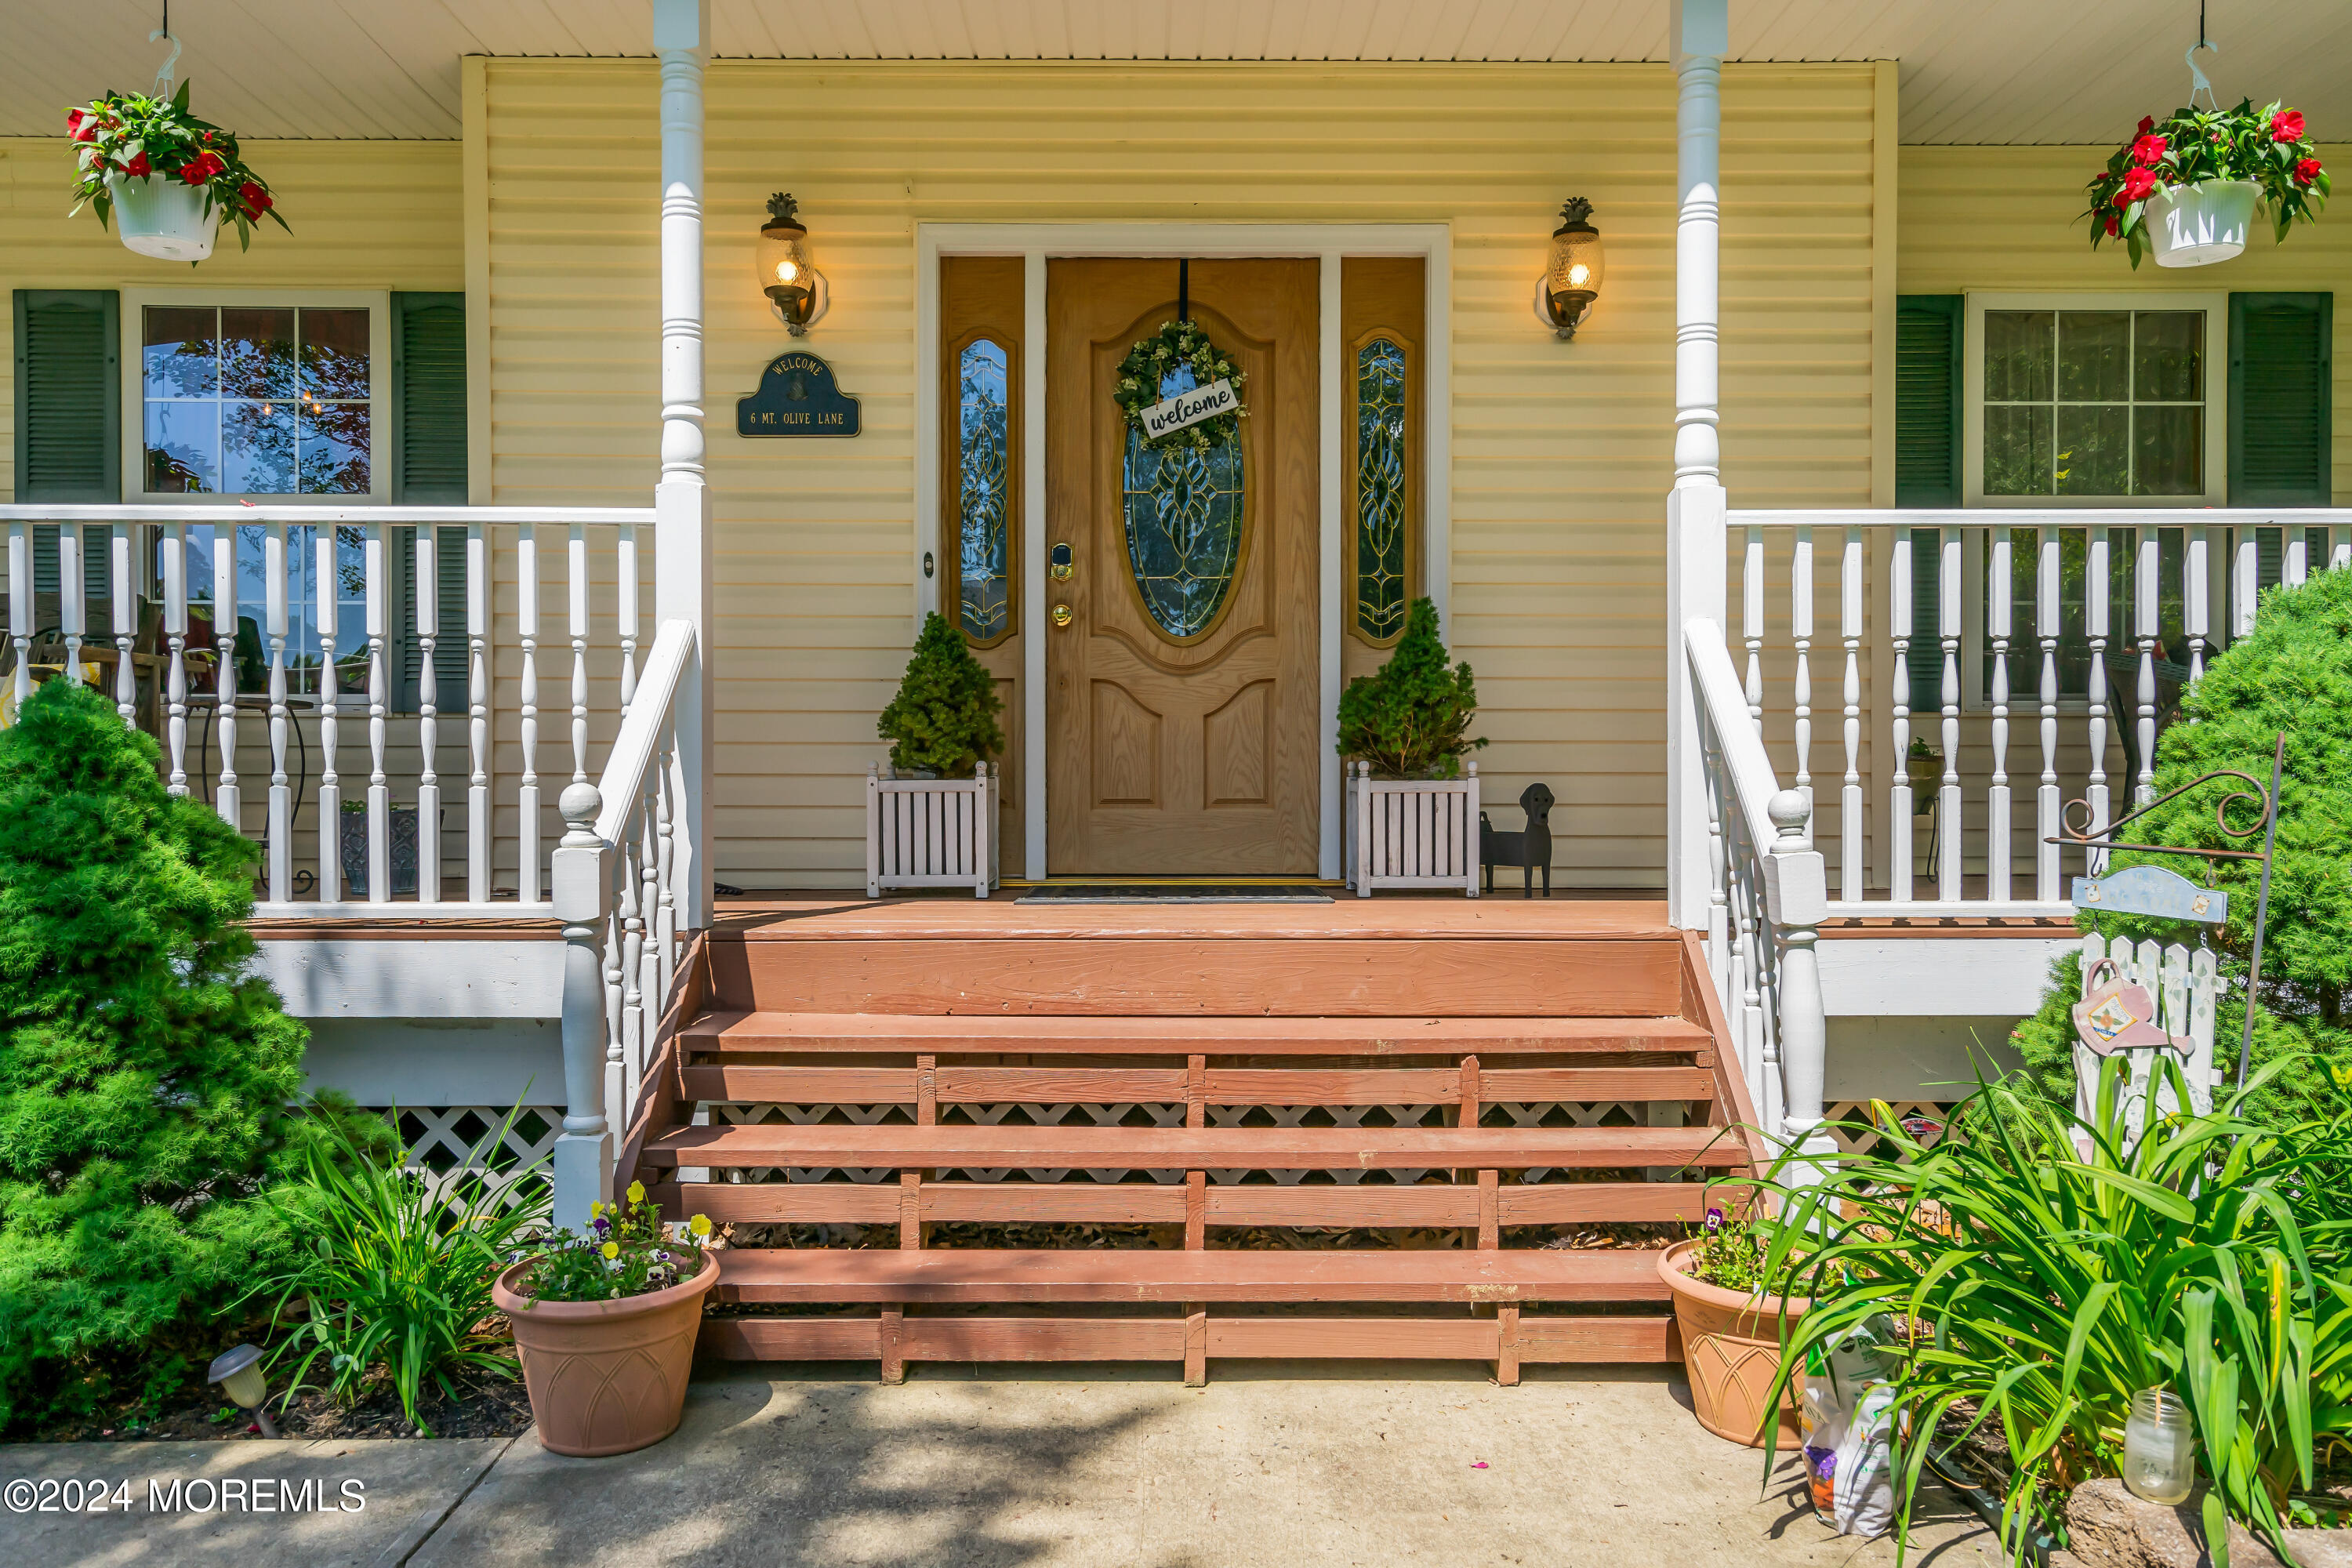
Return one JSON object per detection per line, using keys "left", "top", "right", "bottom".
{"left": 653, "top": 0, "right": 713, "bottom": 934}
{"left": 1665, "top": 0, "right": 1729, "bottom": 929}
{"left": 550, "top": 783, "right": 613, "bottom": 1228}
{"left": 1763, "top": 789, "right": 1838, "bottom": 1187}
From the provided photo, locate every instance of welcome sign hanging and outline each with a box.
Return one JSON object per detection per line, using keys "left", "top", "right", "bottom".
{"left": 1113, "top": 319, "right": 1247, "bottom": 451}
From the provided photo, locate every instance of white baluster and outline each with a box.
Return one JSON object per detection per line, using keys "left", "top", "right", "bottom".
{"left": 638, "top": 779, "right": 660, "bottom": 1045}
{"left": 655, "top": 712, "right": 679, "bottom": 988}
{"left": 416, "top": 527, "right": 441, "bottom": 903}
{"left": 214, "top": 524, "right": 240, "bottom": 829}
{"left": 59, "top": 524, "right": 85, "bottom": 684}
{"left": 518, "top": 521, "right": 543, "bottom": 903}
{"left": 163, "top": 524, "right": 188, "bottom": 793}
{"left": 2036, "top": 528, "right": 2060, "bottom": 900}
{"left": 1702, "top": 711, "right": 1729, "bottom": 1007}
{"left": 603, "top": 834, "right": 628, "bottom": 1129}
{"left": 568, "top": 521, "right": 590, "bottom": 785}
{"left": 1790, "top": 522, "right": 1813, "bottom": 835}
{"left": 2135, "top": 528, "right": 2158, "bottom": 804}
{"left": 1986, "top": 528, "right": 2012, "bottom": 903}
{"left": 619, "top": 804, "right": 647, "bottom": 1116}
{"left": 2185, "top": 524, "right": 2209, "bottom": 681}
{"left": 265, "top": 524, "right": 290, "bottom": 902}
{"left": 1888, "top": 523, "right": 1913, "bottom": 900}
{"left": 2230, "top": 525, "right": 2259, "bottom": 641}
{"left": 2285, "top": 528, "right": 2309, "bottom": 587}
{"left": 315, "top": 525, "right": 341, "bottom": 902}
{"left": 1839, "top": 525, "right": 1863, "bottom": 902}
{"left": 1742, "top": 522, "right": 1764, "bottom": 733}
{"left": 618, "top": 521, "right": 641, "bottom": 719}
{"left": 2332, "top": 527, "right": 2350, "bottom": 575}
{"left": 2085, "top": 525, "right": 2111, "bottom": 869}
{"left": 366, "top": 523, "right": 390, "bottom": 903}
{"left": 111, "top": 527, "right": 136, "bottom": 722}
{"left": 467, "top": 522, "right": 490, "bottom": 905}
{"left": 5, "top": 522, "right": 28, "bottom": 716}
{"left": 1937, "top": 526, "right": 1961, "bottom": 901}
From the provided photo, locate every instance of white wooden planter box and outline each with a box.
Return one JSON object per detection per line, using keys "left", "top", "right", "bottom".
{"left": 1345, "top": 760, "right": 1479, "bottom": 898}
{"left": 866, "top": 763, "right": 999, "bottom": 898}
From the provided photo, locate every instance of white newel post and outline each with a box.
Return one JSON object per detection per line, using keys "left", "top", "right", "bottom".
{"left": 1762, "top": 789, "right": 1836, "bottom": 1190}
{"left": 1664, "top": 0, "right": 1728, "bottom": 932}
{"left": 552, "top": 782, "right": 613, "bottom": 1228}
{"left": 654, "top": 0, "right": 714, "bottom": 935}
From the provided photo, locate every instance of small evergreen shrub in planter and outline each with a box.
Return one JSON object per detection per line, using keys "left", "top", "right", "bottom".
{"left": 869, "top": 613, "right": 1005, "bottom": 896}
{"left": 1338, "top": 599, "right": 1487, "bottom": 895}
{"left": 876, "top": 612, "right": 1004, "bottom": 779}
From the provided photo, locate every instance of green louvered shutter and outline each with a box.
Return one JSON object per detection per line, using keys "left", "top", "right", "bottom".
{"left": 390, "top": 293, "right": 469, "bottom": 708}
{"left": 13, "top": 290, "right": 120, "bottom": 502}
{"left": 2229, "top": 292, "right": 2332, "bottom": 506}
{"left": 1895, "top": 296, "right": 1962, "bottom": 507}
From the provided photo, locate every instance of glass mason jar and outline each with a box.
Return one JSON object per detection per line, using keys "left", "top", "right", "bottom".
{"left": 2123, "top": 1386, "right": 2196, "bottom": 1504}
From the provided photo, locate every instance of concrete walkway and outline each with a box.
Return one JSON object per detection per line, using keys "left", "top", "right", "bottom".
{"left": 4, "top": 1366, "right": 2001, "bottom": 1567}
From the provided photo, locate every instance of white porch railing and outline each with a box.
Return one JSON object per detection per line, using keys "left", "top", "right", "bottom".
{"left": 1721, "top": 508, "right": 2351, "bottom": 917}
{"left": 2, "top": 503, "right": 657, "bottom": 918}
{"left": 551, "top": 619, "right": 698, "bottom": 1222}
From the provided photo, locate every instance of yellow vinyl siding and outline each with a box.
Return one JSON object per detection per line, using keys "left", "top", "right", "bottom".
{"left": 1900, "top": 144, "right": 2352, "bottom": 500}
{"left": 478, "top": 59, "right": 1878, "bottom": 889}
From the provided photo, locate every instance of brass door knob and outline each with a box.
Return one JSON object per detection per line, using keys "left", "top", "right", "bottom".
{"left": 1051, "top": 604, "right": 1073, "bottom": 628}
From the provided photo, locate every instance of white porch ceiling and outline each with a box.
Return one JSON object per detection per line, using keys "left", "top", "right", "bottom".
{"left": 7, "top": 1, "right": 2350, "bottom": 144}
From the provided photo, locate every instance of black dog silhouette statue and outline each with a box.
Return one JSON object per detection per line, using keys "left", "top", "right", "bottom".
{"left": 1479, "top": 782, "right": 1554, "bottom": 898}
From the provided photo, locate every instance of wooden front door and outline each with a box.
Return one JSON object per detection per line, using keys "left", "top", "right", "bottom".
{"left": 1044, "top": 258, "right": 1320, "bottom": 876}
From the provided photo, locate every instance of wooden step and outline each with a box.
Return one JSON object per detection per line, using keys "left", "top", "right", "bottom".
{"left": 643, "top": 1122, "right": 1746, "bottom": 1171}
{"left": 678, "top": 1062, "right": 1717, "bottom": 1105}
{"left": 712, "top": 1245, "right": 1670, "bottom": 1303}
{"left": 708, "top": 934, "right": 1684, "bottom": 1017}
{"left": 683, "top": 1011, "right": 1713, "bottom": 1058}
{"left": 659, "top": 1177, "right": 1725, "bottom": 1227}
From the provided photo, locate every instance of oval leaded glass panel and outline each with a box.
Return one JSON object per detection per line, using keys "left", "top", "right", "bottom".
{"left": 1354, "top": 336, "right": 1409, "bottom": 641}
{"left": 1122, "top": 364, "right": 1245, "bottom": 641}
{"left": 956, "top": 338, "right": 1011, "bottom": 641}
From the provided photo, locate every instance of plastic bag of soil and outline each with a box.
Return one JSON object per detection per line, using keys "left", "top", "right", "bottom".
{"left": 1799, "top": 1320, "right": 1899, "bottom": 1538}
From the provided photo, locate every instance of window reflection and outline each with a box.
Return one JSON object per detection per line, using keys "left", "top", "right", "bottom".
{"left": 142, "top": 305, "right": 372, "bottom": 495}
{"left": 956, "top": 338, "right": 1010, "bottom": 641}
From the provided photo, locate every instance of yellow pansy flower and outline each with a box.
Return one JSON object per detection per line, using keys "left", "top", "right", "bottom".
{"left": 589, "top": 1200, "right": 604, "bottom": 1219}
{"left": 601, "top": 1241, "right": 620, "bottom": 1260}
{"left": 688, "top": 1214, "right": 712, "bottom": 1238}
{"left": 626, "top": 1180, "right": 647, "bottom": 1205}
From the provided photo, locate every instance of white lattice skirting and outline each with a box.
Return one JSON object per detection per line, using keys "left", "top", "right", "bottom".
{"left": 376, "top": 1105, "right": 561, "bottom": 1207}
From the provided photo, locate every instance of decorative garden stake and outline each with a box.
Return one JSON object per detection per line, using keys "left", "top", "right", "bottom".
{"left": 2052, "top": 732, "right": 2283, "bottom": 1088}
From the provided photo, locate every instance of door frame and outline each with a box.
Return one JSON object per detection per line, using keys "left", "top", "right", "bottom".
{"left": 913, "top": 223, "right": 1454, "bottom": 882}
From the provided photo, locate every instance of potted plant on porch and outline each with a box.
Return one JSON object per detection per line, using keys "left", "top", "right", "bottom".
{"left": 2085, "top": 100, "right": 2326, "bottom": 268}
{"left": 1338, "top": 597, "right": 1486, "bottom": 896}
{"left": 869, "top": 611, "right": 1006, "bottom": 897}
{"left": 492, "top": 1182, "right": 719, "bottom": 1457}
{"left": 66, "top": 81, "right": 288, "bottom": 262}
{"left": 1658, "top": 1204, "right": 1807, "bottom": 1447}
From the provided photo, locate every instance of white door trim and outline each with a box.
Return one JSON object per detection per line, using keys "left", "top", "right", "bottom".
{"left": 913, "top": 222, "right": 1454, "bottom": 881}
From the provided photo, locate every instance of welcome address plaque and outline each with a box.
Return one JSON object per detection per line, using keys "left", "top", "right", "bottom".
{"left": 737, "top": 350, "right": 862, "bottom": 437}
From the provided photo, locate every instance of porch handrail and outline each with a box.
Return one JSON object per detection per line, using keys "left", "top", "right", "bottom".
{"left": 1685, "top": 615, "right": 1834, "bottom": 1189}
{"left": 0, "top": 504, "right": 657, "bottom": 525}
{"left": 550, "top": 616, "right": 699, "bottom": 1227}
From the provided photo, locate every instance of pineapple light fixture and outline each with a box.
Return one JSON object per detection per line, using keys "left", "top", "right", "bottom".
{"left": 757, "top": 192, "right": 830, "bottom": 336}
{"left": 1536, "top": 198, "right": 1606, "bottom": 340}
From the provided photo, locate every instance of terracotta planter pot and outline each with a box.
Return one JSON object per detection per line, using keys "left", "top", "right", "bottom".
{"left": 1659, "top": 1239, "right": 1807, "bottom": 1448}
{"left": 493, "top": 1250, "right": 720, "bottom": 1457}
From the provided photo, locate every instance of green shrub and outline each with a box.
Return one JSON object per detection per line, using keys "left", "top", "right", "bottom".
{"left": 1762, "top": 1059, "right": 2352, "bottom": 1563}
{"left": 1334, "top": 597, "right": 1486, "bottom": 779}
{"left": 255, "top": 1102, "right": 548, "bottom": 1433}
{"left": 0, "top": 681, "right": 314, "bottom": 1431}
{"left": 2009, "top": 567, "right": 2352, "bottom": 1123}
{"left": 876, "top": 611, "right": 1005, "bottom": 779}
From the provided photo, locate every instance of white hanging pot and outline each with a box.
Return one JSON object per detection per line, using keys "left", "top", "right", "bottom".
{"left": 2147, "top": 179, "right": 2259, "bottom": 268}
{"left": 108, "top": 172, "right": 217, "bottom": 262}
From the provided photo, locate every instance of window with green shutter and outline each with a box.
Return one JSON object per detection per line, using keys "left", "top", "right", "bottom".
{"left": 2229, "top": 292, "right": 2332, "bottom": 506}
{"left": 13, "top": 289, "right": 120, "bottom": 502}
{"left": 1896, "top": 296, "right": 1962, "bottom": 507}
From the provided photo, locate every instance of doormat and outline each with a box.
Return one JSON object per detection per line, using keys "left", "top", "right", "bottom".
{"left": 1015, "top": 883, "right": 1334, "bottom": 904}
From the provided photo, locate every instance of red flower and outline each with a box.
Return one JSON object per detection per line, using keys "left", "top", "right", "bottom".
{"left": 2271, "top": 109, "right": 2306, "bottom": 143}
{"left": 2116, "top": 165, "right": 2159, "bottom": 204}
{"left": 2103, "top": 213, "right": 2121, "bottom": 236}
{"left": 120, "top": 151, "right": 151, "bottom": 179}
{"left": 2137, "top": 115, "right": 2158, "bottom": 135}
{"left": 236, "top": 180, "right": 271, "bottom": 219}
{"left": 2131, "top": 133, "right": 2169, "bottom": 165}
{"left": 2296, "top": 156, "right": 2325, "bottom": 187}
{"left": 67, "top": 107, "right": 95, "bottom": 141}
{"left": 177, "top": 151, "right": 226, "bottom": 186}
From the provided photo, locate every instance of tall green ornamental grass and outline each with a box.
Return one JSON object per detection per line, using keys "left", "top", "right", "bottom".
{"left": 252, "top": 1103, "right": 550, "bottom": 1433}
{"left": 1759, "top": 1057, "right": 2352, "bottom": 1566}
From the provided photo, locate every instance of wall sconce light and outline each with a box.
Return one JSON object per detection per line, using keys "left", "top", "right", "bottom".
{"left": 758, "top": 192, "right": 830, "bottom": 336}
{"left": 1535, "top": 198, "right": 1605, "bottom": 340}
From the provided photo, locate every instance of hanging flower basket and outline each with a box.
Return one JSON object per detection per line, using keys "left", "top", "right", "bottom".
{"left": 2085, "top": 100, "right": 2325, "bottom": 268}
{"left": 65, "top": 81, "right": 288, "bottom": 261}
